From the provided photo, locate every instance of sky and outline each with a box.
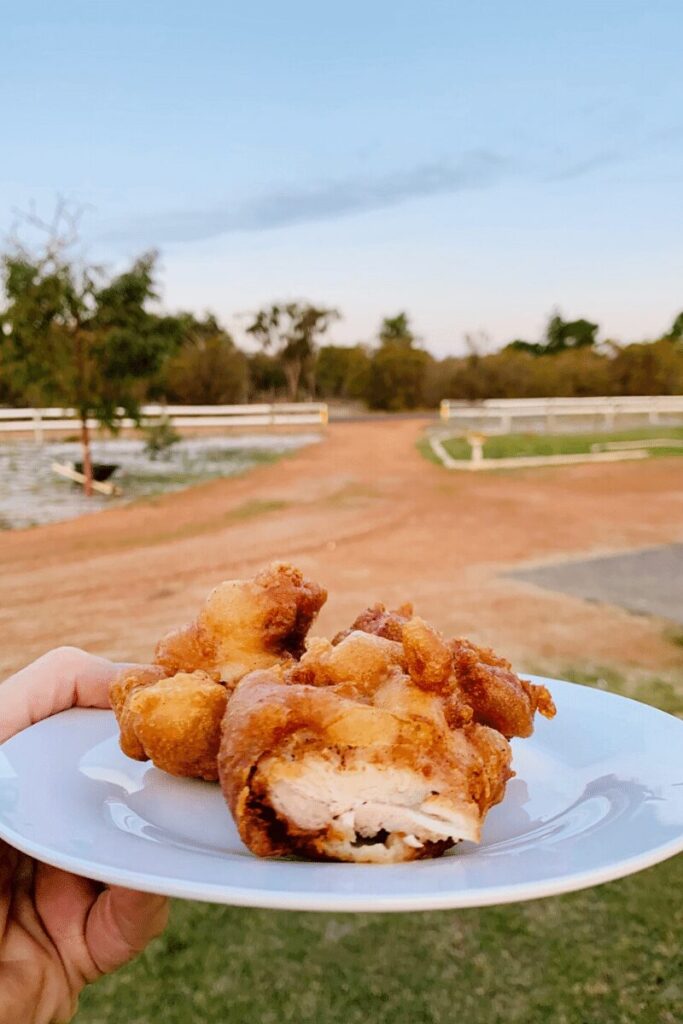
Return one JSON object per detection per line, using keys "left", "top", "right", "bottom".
{"left": 1, "top": 0, "right": 682, "bottom": 355}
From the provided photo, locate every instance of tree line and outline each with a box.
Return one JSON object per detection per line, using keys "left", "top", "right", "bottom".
{"left": 1, "top": 209, "right": 682, "bottom": 487}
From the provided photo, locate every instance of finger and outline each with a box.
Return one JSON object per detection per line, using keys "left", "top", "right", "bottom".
{"left": 0, "top": 841, "right": 19, "bottom": 936}
{"left": 85, "top": 886, "right": 169, "bottom": 976}
{"left": 0, "top": 840, "right": 18, "bottom": 890}
{"left": 0, "top": 648, "right": 140, "bottom": 743}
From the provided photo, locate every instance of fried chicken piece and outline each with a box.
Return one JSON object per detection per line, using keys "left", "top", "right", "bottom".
{"left": 332, "top": 602, "right": 413, "bottom": 644}
{"left": 339, "top": 606, "right": 555, "bottom": 739}
{"left": 112, "top": 667, "right": 228, "bottom": 781}
{"left": 154, "top": 562, "right": 327, "bottom": 684}
{"left": 288, "top": 631, "right": 405, "bottom": 698}
{"left": 452, "top": 638, "right": 556, "bottom": 739}
{"left": 111, "top": 563, "right": 327, "bottom": 780}
{"left": 218, "top": 630, "right": 514, "bottom": 863}
{"left": 110, "top": 664, "right": 168, "bottom": 761}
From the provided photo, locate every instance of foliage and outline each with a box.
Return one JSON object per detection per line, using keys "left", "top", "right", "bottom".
{"left": 245, "top": 351, "right": 288, "bottom": 400}
{"left": 0, "top": 206, "right": 181, "bottom": 490}
{"left": 506, "top": 312, "right": 599, "bottom": 356}
{"left": 142, "top": 414, "right": 181, "bottom": 460}
{"left": 315, "top": 344, "right": 371, "bottom": 400}
{"left": 161, "top": 314, "right": 248, "bottom": 404}
{"left": 2, "top": 225, "right": 682, "bottom": 418}
{"left": 366, "top": 313, "right": 433, "bottom": 410}
{"left": 426, "top": 342, "right": 683, "bottom": 405}
{"left": 665, "top": 309, "right": 683, "bottom": 340}
{"left": 610, "top": 337, "right": 683, "bottom": 395}
{"left": 246, "top": 302, "right": 340, "bottom": 400}
{"left": 0, "top": 253, "right": 179, "bottom": 422}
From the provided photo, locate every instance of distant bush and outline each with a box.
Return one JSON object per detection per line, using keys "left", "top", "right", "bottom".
{"left": 246, "top": 351, "right": 288, "bottom": 401}
{"left": 424, "top": 341, "right": 682, "bottom": 406}
{"left": 315, "top": 344, "right": 371, "bottom": 401}
{"left": 611, "top": 338, "right": 683, "bottom": 395}
{"left": 142, "top": 414, "right": 181, "bottom": 460}
{"left": 162, "top": 323, "right": 248, "bottom": 405}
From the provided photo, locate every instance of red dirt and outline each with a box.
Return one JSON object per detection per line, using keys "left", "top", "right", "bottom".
{"left": 1, "top": 419, "right": 682, "bottom": 679}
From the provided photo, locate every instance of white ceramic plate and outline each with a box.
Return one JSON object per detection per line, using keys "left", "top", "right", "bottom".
{"left": 0, "top": 677, "right": 681, "bottom": 913}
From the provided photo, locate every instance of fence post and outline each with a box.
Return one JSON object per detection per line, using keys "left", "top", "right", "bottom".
{"left": 545, "top": 403, "right": 555, "bottom": 433}
{"left": 467, "top": 432, "right": 485, "bottom": 466}
{"left": 33, "top": 409, "right": 44, "bottom": 444}
{"left": 604, "top": 400, "right": 615, "bottom": 430}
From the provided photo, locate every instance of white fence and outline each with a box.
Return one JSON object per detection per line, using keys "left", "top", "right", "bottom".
{"left": 0, "top": 403, "right": 329, "bottom": 441}
{"left": 439, "top": 395, "right": 683, "bottom": 433}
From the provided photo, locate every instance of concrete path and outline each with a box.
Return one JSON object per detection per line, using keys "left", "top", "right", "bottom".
{"left": 510, "top": 544, "right": 683, "bottom": 624}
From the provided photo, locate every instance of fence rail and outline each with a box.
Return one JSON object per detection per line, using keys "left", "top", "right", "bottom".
{"left": 440, "top": 395, "right": 683, "bottom": 432}
{"left": 0, "top": 403, "right": 329, "bottom": 441}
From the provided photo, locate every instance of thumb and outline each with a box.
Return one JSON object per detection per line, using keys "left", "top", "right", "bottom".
{"left": 85, "top": 886, "right": 169, "bottom": 976}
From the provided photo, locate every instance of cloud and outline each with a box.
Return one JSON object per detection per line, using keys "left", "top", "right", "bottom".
{"left": 101, "top": 150, "right": 507, "bottom": 245}
{"left": 99, "top": 145, "right": 629, "bottom": 247}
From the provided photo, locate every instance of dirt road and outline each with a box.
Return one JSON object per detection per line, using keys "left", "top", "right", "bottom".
{"left": 1, "top": 420, "right": 682, "bottom": 680}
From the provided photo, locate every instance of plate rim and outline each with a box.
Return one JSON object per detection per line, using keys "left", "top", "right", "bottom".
{"left": 1, "top": 675, "right": 682, "bottom": 913}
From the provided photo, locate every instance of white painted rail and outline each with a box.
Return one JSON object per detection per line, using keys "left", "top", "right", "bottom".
{"left": 440, "top": 395, "right": 683, "bottom": 432}
{"left": 0, "top": 403, "right": 329, "bottom": 440}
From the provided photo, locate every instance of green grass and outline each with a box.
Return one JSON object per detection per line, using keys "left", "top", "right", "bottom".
{"left": 75, "top": 667, "right": 683, "bottom": 1024}
{"left": 438, "top": 426, "right": 683, "bottom": 462}
{"left": 416, "top": 435, "right": 443, "bottom": 466}
{"left": 557, "top": 665, "right": 683, "bottom": 718}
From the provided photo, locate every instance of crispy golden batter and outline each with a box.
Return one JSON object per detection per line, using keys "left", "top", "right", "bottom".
{"left": 110, "top": 664, "right": 167, "bottom": 761}
{"left": 451, "top": 638, "right": 556, "bottom": 738}
{"left": 218, "top": 628, "right": 516, "bottom": 863}
{"left": 337, "top": 606, "right": 556, "bottom": 739}
{"left": 332, "top": 601, "right": 413, "bottom": 645}
{"left": 128, "top": 671, "right": 227, "bottom": 780}
{"left": 110, "top": 562, "right": 327, "bottom": 780}
{"left": 154, "top": 562, "right": 327, "bottom": 684}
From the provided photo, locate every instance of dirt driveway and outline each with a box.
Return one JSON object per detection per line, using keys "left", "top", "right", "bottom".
{"left": 1, "top": 419, "right": 682, "bottom": 680}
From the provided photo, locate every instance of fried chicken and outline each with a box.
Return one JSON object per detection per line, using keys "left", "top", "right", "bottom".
{"left": 112, "top": 668, "right": 228, "bottom": 780}
{"left": 110, "top": 562, "right": 327, "bottom": 780}
{"left": 451, "top": 638, "right": 556, "bottom": 738}
{"left": 154, "top": 562, "right": 327, "bottom": 684}
{"left": 111, "top": 567, "right": 556, "bottom": 862}
{"left": 336, "top": 604, "right": 556, "bottom": 738}
{"left": 218, "top": 627, "right": 516, "bottom": 863}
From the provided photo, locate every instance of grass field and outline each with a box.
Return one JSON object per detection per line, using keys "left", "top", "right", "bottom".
{"left": 437, "top": 427, "right": 683, "bottom": 462}
{"left": 75, "top": 672, "right": 683, "bottom": 1024}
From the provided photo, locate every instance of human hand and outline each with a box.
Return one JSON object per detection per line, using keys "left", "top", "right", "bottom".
{"left": 0, "top": 648, "right": 169, "bottom": 1024}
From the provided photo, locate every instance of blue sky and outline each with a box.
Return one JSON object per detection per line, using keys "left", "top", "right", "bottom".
{"left": 2, "top": 0, "right": 682, "bottom": 354}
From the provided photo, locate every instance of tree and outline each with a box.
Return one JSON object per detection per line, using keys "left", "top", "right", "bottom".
{"left": 506, "top": 312, "right": 599, "bottom": 356}
{"left": 378, "top": 312, "right": 413, "bottom": 346}
{"left": 161, "top": 314, "right": 248, "bottom": 404}
{"left": 611, "top": 337, "right": 683, "bottom": 395}
{"left": 315, "top": 344, "right": 371, "bottom": 401}
{"left": 0, "top": 204, "right": 180, "bottom": 494}
{"left": 667, "top": 311, "right": 683, "bottom": 340}
{"left": 246, "top": 302, "right": 339, "bottom": 401}
{"left": 366, "top": 313, "right": 432, "bottom": 410}
{"left": 246, "top": 351, "right": 288, "bottom": 400}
